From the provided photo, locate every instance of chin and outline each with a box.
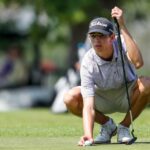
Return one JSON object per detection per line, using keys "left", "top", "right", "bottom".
{"left": 95, "top": 48, "right": 102, "bottom": 53}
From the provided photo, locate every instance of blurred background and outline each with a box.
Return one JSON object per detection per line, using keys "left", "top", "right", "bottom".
{"left": 0, "top": 0, "right": 150, "bottom": 113}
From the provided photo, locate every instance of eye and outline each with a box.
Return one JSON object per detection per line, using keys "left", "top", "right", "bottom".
{"left": 91, "top": 34, "right": 96, "bottom": 38}
{"left": 90, "top": 33, "right": 105, "bottom": 39}
{"left": 99, "top": 34, "right": 105, "bottom": 37}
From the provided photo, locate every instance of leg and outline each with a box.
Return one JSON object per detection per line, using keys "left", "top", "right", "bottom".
{"left": 64, "top": 86, "right": 117, "bottom": 144}
{"left": 64, "top": 86, "right": 83, "bottom": 117}
{"left": 120, "top": 76, "right": 150, "bottom": 127}
{"left": 117, "top": 77, "right": 150, "bottom": 143}
{"left": 63, "top": 86, "right": 109, "bottom": 124}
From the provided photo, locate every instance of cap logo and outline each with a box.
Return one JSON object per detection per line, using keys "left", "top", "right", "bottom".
{"left": 90, "top": 21, "right": 107, "bottom": 28}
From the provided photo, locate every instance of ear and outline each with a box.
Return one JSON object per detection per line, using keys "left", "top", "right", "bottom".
{"left": 110, "top": 33, "right": 115, "bottom": 42}
{"left": 88, "top": 35, "right": 92, "bottom": 43}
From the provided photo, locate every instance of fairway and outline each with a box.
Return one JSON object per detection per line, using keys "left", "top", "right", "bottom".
{"left": 0, "top": 108, "right": 150, "bottom": 150}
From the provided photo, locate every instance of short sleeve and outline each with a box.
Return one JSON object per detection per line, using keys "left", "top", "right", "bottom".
{"left": 80, "top": 57, "right": 95, "bottom": 98}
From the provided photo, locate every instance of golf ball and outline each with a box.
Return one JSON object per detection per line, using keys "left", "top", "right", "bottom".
{"left": 122, "top": 137, "right": 130, "bottom": 142}
{"left": 84, "top": 140, "right": 93, "bottom": 146}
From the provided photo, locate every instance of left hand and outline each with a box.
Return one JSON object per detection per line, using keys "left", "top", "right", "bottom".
{"left": 111, "top": 6, "right": 125, "bottom": 27}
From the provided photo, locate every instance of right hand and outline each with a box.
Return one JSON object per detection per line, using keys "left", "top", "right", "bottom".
{"left": 78, "top": 135, "right": 94, "bottom": 146}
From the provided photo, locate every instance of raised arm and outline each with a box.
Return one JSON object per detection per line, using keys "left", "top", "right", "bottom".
{"left": 111, "top": 6, "right": 143, "bottom": 69}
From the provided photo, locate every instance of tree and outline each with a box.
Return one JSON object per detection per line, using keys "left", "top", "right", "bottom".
{"left": 0, "top": 0, "right": 149, "bottom": 68}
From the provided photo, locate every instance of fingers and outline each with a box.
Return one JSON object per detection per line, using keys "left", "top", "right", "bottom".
{"left": 111, "top": 6, "right": 125, "bottom": 27}
{"left": 78, "top": 136, "right": 93, "bottom": 146}
{"left": 78, "top": 136, "right": 85, "bottom": 146}
{"left": 111, "top": 6, "right": 123, "bottom": 19}
{"left": 78, "top": 140, "right": 84, "bottom": 146}
{"left": 78, "top": 136, "right": 87, "bottom": 146}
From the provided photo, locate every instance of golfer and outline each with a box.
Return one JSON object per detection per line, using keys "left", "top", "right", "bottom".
{"left": 64, "top": 6, "right": 150, "bottom": 146}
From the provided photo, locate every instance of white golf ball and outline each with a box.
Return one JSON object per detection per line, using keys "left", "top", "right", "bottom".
{"left": 122, "top": 137, "right": 131, "bottom": 142}
{"left": 84, "top": 140, "right": 93, "bottom": 146}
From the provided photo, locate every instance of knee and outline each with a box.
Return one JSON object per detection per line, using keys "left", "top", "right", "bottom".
{"left": 63, "top": 87, "right": 82, "bottom": 108}
{"left": 137, "top": 77, "right": 150, "bottom": 96}
{"left": 63, "top": 92, "right": 74, "bottom": 107}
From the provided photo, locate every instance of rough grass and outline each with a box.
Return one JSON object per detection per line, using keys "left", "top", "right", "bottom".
{"left": 0, "top": 108, "right": 150, "bottom": 150}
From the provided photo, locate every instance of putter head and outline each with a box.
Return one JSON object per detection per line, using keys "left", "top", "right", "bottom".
{"left": 126, "top": 137, "right": 137, "bottom": 145}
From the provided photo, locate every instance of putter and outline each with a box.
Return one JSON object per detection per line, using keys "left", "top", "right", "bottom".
{"left": 113, "top": 18, "right": 137, "bottom": 145}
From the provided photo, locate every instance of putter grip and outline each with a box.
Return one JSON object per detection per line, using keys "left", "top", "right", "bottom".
{"left": 113, "top": 18, "right": 120, "bottom": 32}
{"left": 113, "top": 17, "right": 118, "bottom": 23}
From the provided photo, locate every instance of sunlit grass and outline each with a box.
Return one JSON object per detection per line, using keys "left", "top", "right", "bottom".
{"left": 0, "top": 108, "right": 150, "bottom": 150}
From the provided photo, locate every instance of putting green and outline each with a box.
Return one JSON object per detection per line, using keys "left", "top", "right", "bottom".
{"left": 0, "top": 108, "right": 149, "bottom": 150}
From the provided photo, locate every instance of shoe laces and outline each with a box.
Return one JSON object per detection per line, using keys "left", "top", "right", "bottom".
{"left": 118, "top": 126, "right": 131, "bottom": 137}
{"left": 100, "top": 124, "right": 112, "bottom": 137}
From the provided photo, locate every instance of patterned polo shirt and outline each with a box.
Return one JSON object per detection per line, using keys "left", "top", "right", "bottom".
{"left": 80, "top": 38, "right": 137, "bottom": 98}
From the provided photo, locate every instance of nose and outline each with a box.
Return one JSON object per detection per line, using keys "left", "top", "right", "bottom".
{"left": 94, "top": 36, "right": 102, "bottom": 43}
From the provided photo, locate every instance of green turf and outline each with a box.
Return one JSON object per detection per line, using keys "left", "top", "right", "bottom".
{"left": 0, "top": 108, "right": 150, "bottom": 150}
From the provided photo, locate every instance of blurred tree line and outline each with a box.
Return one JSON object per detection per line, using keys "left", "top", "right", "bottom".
{"left": 0, "top": 0, "right": 150, "bottom": 78}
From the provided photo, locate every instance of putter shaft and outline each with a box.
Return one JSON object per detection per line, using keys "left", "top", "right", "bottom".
{"left": 113, "top": 18, "right": 137, "bottom": 144}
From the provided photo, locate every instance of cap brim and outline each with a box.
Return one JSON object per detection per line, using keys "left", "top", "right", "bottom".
{"left": 88, "top": 29, "right": 109, "bottom": 35}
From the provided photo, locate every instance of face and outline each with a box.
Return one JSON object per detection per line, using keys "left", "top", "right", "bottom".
{"left": 89, "top": 32, "right": 115, "bottom": 59}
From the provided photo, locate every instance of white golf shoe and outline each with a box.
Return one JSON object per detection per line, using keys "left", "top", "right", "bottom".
{"left": 117, "top": 124, "right": 132, "bottom": 143}
{"left": 94, "top": 118, "right": 117, "bottom": 144}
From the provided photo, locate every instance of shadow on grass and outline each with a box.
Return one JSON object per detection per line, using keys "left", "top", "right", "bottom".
{"left": 134, "top": 142, "right": 150, "bottom": 144}
{"left": 93, "top": 141, "right": 150, "bottom": 146}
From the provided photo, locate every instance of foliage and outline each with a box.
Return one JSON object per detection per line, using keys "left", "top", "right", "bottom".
{"left": 1, "top": 0, "right": 149, "bottom": 45}
{"left": 0, "top": 0, "right": 122, "bottom": 26}
{"left": 124, "top": 0, "right": 150, "bottom": 21}
{"left": 0, "top": 0, "right": 150, "bottom": 70}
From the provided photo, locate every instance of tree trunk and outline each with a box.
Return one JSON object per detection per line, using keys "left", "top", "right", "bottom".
{"left": 68, "top": 22, "right": 88, "bottom": 69}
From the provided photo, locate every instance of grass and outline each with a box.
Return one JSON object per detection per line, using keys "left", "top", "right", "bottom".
{"left": 0, "top": 108, "right": 150, "bottom": 150}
